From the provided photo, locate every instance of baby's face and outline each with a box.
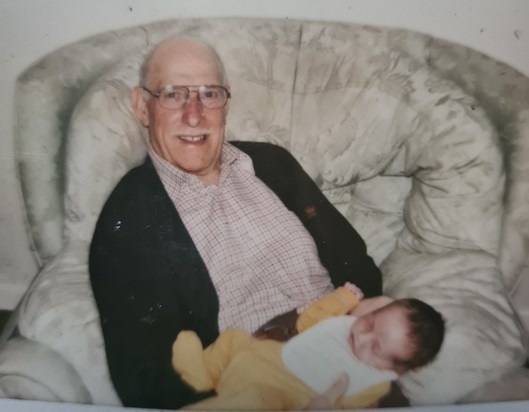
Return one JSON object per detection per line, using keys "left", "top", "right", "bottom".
{"left": 348, "top": 304, "right": 413, "bottom": 373}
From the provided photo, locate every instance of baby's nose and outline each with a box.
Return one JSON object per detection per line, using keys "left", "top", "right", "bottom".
{"left": 356, "top": 332, "right": 373, "bottom": 350}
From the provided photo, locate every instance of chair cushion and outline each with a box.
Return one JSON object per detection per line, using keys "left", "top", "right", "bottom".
{"left": 0, "top": 337, "right": 91, "bottom": 403}
{"left": 286, "top": 23, "right": 525, "bottom": 402}
{"left": 63, "top": 59, "right": 148, "bottom": 244}
{"left": 18, "top": 242, "right": 120, "bottom": 406}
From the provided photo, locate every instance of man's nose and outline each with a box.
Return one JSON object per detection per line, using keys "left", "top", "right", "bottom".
{"left": 182, "top": 93, "right": 202, "bottom": 127}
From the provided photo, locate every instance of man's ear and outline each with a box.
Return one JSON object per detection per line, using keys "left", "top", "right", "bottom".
{"left": 131, "top": 86, "right": 150, "bottom": 128}
{"left": 223, "top": 84, "right": 231, "bottom": 117}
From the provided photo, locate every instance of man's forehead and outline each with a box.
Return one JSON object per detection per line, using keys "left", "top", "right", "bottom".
{"left": 156, "top": 39, "right": 213, "bottom": 60}
{"left": 146, "top": 39, "right": 222, "bottom": 86}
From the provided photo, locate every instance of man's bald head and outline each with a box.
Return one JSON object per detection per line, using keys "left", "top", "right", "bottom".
{"left": 131, "top": 36, "right": 230, "bottom": 185}
{"left": 140, "top": 37, "right": 228, "bottom": 89}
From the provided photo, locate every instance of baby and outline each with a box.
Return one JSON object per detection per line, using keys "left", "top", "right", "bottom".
{"left": 172, "top": 285, "right": 445, "bottom": 410}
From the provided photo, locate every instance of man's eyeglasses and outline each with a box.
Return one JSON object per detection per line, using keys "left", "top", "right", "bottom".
{"left": 141, "top": 85, "right": 231, "bottom": 110}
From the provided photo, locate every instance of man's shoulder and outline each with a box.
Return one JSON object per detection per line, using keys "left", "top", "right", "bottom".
{"left": 230, "top": 141, "right": 294, "bottom": 161}
{"left": 229, "top": 141, "right": 299, "bottom": 180}
{"left": 97, "top": 159, "right": 167, "bottom": 224}
{"left": 107, "top": 159, "right": 160, "bottom": 200}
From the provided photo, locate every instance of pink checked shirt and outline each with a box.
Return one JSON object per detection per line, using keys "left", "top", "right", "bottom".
{"left": 149, "top": 142, "right": 333, "bottom": 332}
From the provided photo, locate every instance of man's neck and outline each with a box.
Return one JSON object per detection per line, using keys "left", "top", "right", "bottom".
{"left": 147, "top": 142, "right": 247, "bottom": 192}
{"left": 197, "top": 166, "right": 221, "bottom": 186}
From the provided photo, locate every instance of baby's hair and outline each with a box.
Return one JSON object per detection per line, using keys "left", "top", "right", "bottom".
{"left": 393, "top": 298, "right": 445, "bottom": 370}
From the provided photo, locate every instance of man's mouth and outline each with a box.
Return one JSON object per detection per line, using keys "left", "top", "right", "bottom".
{"left": 178, "top": 135, "right": 207, "bottom": 143}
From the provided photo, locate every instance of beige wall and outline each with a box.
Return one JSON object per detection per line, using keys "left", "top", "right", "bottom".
{"left": 1, "top": 0, "right": 529, "bottom": 309}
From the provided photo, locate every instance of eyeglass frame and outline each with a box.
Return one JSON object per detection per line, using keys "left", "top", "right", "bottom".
{"left": 140, "top": 84, "right": 231, "bottom": 110}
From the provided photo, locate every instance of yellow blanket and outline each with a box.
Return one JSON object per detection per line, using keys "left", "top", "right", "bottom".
{"left": 172, "top": 286, "right": 390, "bottom": 410}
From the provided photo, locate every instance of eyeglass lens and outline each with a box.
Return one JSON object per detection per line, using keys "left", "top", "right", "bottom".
{"left": 159, "top": 86, "right": 229, "bottom": 109}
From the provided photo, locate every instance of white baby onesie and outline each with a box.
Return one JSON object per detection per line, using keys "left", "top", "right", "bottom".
{"left": 281, "top": 315, "right": 397, "bottom": 396}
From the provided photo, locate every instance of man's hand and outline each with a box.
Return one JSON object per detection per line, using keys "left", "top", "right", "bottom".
{"left": 253, "top": 309, "right": 298, "bottom": 342}
{"left": 304, "top": 373, "right": 349, "bottom": 410}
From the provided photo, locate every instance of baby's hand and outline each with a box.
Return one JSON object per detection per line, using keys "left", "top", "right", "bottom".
{"left": 350, "top": 295, "right": 394, "bottom": 318}
{"left": 343, "top": 282, "right": 364, "bottom": 301}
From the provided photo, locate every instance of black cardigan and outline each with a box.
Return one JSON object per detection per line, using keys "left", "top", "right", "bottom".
{"left": 89, "top": 141, "right": 382, "bottom": 409}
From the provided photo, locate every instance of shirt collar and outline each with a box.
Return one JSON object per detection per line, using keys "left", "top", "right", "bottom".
{"left": 148, "top": 141, "right": 255, "bottom": 193}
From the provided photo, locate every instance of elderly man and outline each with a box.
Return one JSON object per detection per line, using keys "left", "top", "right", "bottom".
{"left": 89, "top": 38, "right": 382, "bottom": 409}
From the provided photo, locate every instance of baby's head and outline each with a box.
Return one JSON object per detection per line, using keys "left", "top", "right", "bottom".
{"left": 348, "top": 298, "right": 445, "bottom": 375}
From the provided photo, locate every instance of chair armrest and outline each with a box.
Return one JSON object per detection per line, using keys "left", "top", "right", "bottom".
{"left": 0, "top": 337, "right": 91, "bottom": 403}
{"left": 17, "top": 241, "right": 121, "bottom": 405}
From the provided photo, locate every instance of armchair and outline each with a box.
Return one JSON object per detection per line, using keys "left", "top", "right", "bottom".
{"left": 2, "top": 18, "right": 529, "bottom": 406}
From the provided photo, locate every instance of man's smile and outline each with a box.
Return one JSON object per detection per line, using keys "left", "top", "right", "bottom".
{"left": 178, "top": 134, "right": 207, "bottom": 143}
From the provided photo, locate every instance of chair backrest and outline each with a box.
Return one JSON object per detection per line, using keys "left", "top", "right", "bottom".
{"left": 15, "top": 17, "right": 529, "bottom": 287}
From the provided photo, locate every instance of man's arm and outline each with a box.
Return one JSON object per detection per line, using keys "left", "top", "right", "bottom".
{"left": 253, "top": 309, "right": 299, "bottom": 341}
{"left": 255, "top": 283, "right": 364, "bottom": 339}
{"left": 89, "top": 228, "right": 213, "bottom": 409}
{"left": 89, "top": 169, "right": 218, "bottom": 409}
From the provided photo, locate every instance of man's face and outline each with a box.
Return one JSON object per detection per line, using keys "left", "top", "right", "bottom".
{"left": 134, "top": 40, "right": 229, "bottom": 184}
{"left": 348, "top": 304, "right": 413, "bottom": 373}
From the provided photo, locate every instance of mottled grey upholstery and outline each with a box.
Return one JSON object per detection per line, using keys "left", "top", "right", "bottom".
{"left": 3, "top": 18, "right": 529, "bottom": 406}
